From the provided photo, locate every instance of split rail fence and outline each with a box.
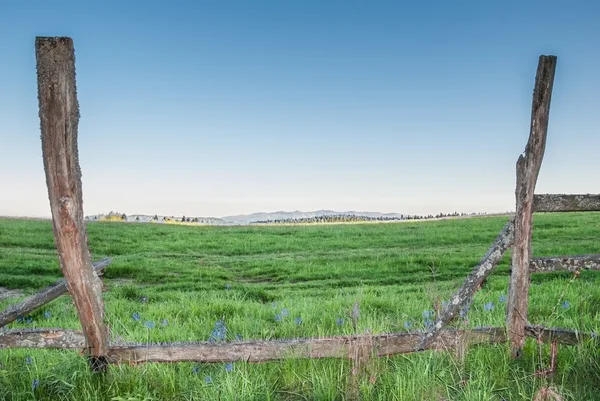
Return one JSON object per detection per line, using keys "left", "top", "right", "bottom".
{"left": 0, "top": 38, "right": 598, "bottom": 374}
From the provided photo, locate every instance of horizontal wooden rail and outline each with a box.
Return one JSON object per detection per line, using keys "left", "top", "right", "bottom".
{"left": 534, "top": 194, "right": 600, "bottom": 213}
{"left": 1, "top": 326, "right": 593, "bottom": 364}
{"left": 530, "top": 254, "right": 600, "bottom": 273}
{"left": 0, "top": 258, "right": 111, "bottom": 328}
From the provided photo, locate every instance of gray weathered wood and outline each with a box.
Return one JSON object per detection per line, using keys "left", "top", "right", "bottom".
{"left": 36, "top": 36, "right": 109, "bottom": 371}
{"left": 0, "top": 326, "right": 591, "bottom": 364}
{"left": 419, "top": 219, "right": 514, "bottom": 349}
{"left": 507, "top": 55, "right": 557, "bottom": 358}
{"left": 0, "top": 328, "right": 85, "bottom": 349}
{"left": 0, "top": 258, "right": 111, "bottom": 328}
{"left": 534, "top": 194, "right": 600, "bottom": 212}
{"left": 530, "top": 254, "right": 600, "bottom": 273}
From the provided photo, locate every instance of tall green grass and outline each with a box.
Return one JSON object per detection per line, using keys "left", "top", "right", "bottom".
{"left": 0, "top": 214, "right": 599, "bottom": 400}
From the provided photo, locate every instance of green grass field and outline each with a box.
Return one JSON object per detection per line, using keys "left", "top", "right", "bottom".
{"left": 0, "top": 214, "right": 599, "bottom": 400}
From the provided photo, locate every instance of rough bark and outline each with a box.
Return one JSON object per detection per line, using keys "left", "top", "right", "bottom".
{"left": 419, "top": 219, "right": 514, "bottom": 349}
{"left": 107, "top": 328, "right": 507, "bottom": 364}
{"left": 0, "top": 258, "right": 111, "bottom": 328}
{"left": 1, "top": 326, "right": 591, "bottom": 364}
{"left": 36, "top": 36, "right": 109, "bottom": 370}
{"left": 0, "top": 328, "right": 85, "bottom": 349}
{"left": 530, "top": 254, "right": 600, "bottom": 273}
{"left": 534, "top": 194, "right": 600, "bottom": 213}
{"left": 507, "top": 55, "right": 557, "bottom": 358}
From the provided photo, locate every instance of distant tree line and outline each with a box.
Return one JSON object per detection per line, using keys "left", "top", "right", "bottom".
{"left": 252, "top": 211, "right": 476, "bottom": 225}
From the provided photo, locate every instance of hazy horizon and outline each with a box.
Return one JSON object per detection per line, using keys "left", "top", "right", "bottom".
{"left": 1, "top": 1, "right": 599, "bottom": 219}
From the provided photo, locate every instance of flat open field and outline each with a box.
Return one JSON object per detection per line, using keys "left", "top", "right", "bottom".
{"left": 0, "top": 214, "right": 599, "bottom": 400}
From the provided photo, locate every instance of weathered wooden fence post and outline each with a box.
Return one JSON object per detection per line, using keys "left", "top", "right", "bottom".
{"left": 35, "top": 36, "right": 109, "bottom": 371}
{"left": 506, "top": 55, "right": 557, "bottom": 358}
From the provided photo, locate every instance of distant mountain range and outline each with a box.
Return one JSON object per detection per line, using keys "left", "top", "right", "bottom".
{"left": 85, "top": 210, "right": 493, "bottom": 225}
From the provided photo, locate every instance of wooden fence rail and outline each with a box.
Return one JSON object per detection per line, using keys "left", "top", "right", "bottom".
{"left": 0, "top": 326, "right": 593, "bottom": 364}
{"left": 530, "top": 254, "right": 600, "bottom": 273}
{"left": 0, "top": 258, "right": 111, "bottom": 328}
{"left": 534, "top": 194, "right": 600, "bottom": 212}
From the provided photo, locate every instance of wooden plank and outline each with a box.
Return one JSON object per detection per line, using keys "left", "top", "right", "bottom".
{"left": 534, "top": 194, "right": 600, "bottom": 212}
{"left": 0, "top": 328, "right": 85, "bottom": 349}
{"left": 0, "top": 258, "right": 111, "bottom": 328}
{"left": 36, "top": 36, "right": 109, "bottom": 372}
{"left": 107, "top": 328, "right": 509, "bottom": 364}
{"left": 1, "top": 326, "right": 592, "bottom": 364}
{"left": 507, "top": 55, "right": 557, "bottom": 358}
{"left": 530, "top": 254, "right": 600, "bottom": 273}
{"left": 419, "top": 219, "right": 514, "bottom": 349}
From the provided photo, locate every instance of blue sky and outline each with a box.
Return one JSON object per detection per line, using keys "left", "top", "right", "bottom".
{"left": 1, "top": 1, "right": 598, "bottom": 217}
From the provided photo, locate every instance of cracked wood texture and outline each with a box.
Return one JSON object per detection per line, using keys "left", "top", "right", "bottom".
{"left": 530, "top": 254, "right": 600, "bottom": 273}
{"left": 36, "top": 37, "right": 109, "bottom": 370}
{"left": 534, "top": 194, "right": 600, "bottom": 212}
{"left": 419, "top": 219, "right": 514, "bottom": 349}
{"left": 0, "top": 327, "right": 592, "bottom": 364}
{"left": 0, "top": 258, "right": 111, "bottom": 328}
{"left": 507, "top": 55, "right": 557, "bottom": 358}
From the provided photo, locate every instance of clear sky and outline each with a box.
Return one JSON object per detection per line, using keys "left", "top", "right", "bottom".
{"left": 1, "top": 1, "right": 598, "bottom": 218}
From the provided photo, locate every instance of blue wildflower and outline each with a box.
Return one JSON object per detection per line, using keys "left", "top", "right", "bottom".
{"left": 274, "top": 314, "right": 282, "bottom": 322}
{"left": 422, "top": 310, "right": 433, "bottom": 319}
{"left": 235, "top": 333, "right": 243, "bottom": 341}
{"left": 403, "top": 321, "right": 412, "bottom": 329}
{"left": 424, "top": 318, "right": 433, "bottom": 329}
{"left": 25, "top": 317, "right": 33, "bottom": 324}
{"left": 225, "top": 284, "right": 232, "bottom": 290}
{"left": 204, "top": 376, "right": 212, "bottom": 384}
{"left": 43, "top": 311, "right": 51, "bottom": 319}
{"left": 499, "top": 295, "right": 507, "bottom": 303}
{"left": 144, "top": 321, "right": 155, "bottom": 329}
{"left": 459, "top": 305, "right": 470, "bottom": 318}
{"left": 16, "top": 316, "right": 24, "bottom": 323}
{"left": 225, "top": 363, "right": 233, "bottom": 372}
{"left": 336, "top": 318, "right": 344, "bottom": 326}
{"left": 32, "top": 379, "right": 40, "bottom": 390}
{"left": 132, "top": 312, "right": 141, "bottom": 321}
{"left": 281, "top": 308, "right": 289, "bottom": 317}
{"left": 192, "top": 366, "right": 200, "bottom": 374}
{"left": 208, "top": 319, "right": 227, "bottom": 342}
{"left": 591, "top": 332, "right": 598, "bottom": 339}
{"left": 140, "top": 296, "right": 148, "bottom": 303}
{"left": 562, "top": 301, "right": 570, "bottom": 309}
{"left": 271, "top": 302, "right": 277, "bottom": 309}
{"left": 161, "top": 319, "right": 169, "bottom": 326}
{"left": 294, "top": 317, "right": 302, "bottom": 325}
{"left": 25, "top": 356, "right": 33, "bottom": 365}
{"left": 441, "top": 301, "right": 449, "bottom": 309}
{"left": 484, "top": 302, "right": 494, "bottom": 311}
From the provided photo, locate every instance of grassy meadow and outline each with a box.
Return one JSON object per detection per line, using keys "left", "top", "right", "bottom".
{"left": 0, "top": 213, "right": 599, "bottom": 400}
